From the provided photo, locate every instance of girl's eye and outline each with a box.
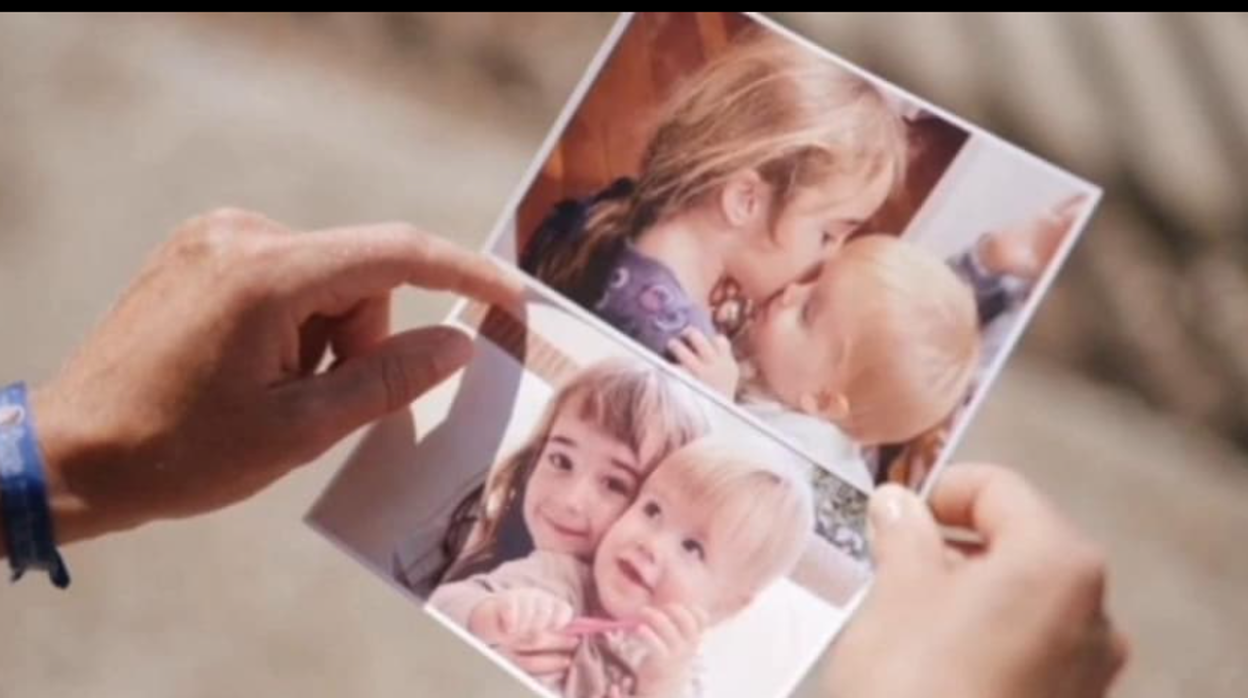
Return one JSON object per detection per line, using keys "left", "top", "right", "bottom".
{"left": 549, "top": 453, "right": 573, "bottom": 472}
{"left": 682, "top": 539, "right": 706, "bottom": 561}
{"left": 604, "top": 477, "right": 633, "bottom": 497}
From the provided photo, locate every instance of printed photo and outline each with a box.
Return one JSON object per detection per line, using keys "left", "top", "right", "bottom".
{"left": 491, "top": 12, "right": 1101, "bottom": 491}
{"left": 309, "top": 285, "right": 870, "bottom": 698}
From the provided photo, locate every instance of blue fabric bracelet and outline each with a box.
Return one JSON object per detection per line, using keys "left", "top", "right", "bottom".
{"left": 0, "top": 382, "right": 71, "bottom": 589}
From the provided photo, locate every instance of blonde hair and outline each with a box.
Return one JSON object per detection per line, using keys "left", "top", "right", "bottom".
{"left": 440, "top": 357, "right": 711, "bottom": 583}
{"left": 538, "top": 29, "right": 910, "bottom": 305}
{"left": 647, "top": 435, "right": 814, "bottom": 612}
{"left": 816, "top": 235, "right": 980, "bottom": 445}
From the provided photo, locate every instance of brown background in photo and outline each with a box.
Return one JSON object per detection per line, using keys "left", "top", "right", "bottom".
{"left": 514, "top": 12, "right": 969, "bottom": 255}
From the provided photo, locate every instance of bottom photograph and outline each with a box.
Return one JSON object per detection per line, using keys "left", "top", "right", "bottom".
{"left": 307, "top": 282, "right": 873, "bottom": 698}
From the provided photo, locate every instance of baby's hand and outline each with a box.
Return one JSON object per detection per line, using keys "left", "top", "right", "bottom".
{"left": 634, "top": 604, "right": 708, "bottom": 698}
{"left": 668, "top": 328, "right": 740, "bottom": 398}
{"left": 468, "top": 588, "right": 575, "bottom": 649}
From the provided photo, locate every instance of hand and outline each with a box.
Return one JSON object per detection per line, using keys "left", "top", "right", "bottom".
{"left": 978, "top": 195, "right": 1087, "bottom": 283}
{"left": 667, "top": 328, "right": 740, "bottom": 398}
{"left": 494, "top": 632, "right": 579, "bottom": 688}
{"left": 31, "top": 208, "right": 522, "bottom": 545}
{"left": 469, "top": 588, "right": 576, "bottom": 649}
{"left": 824, "top": 464, "right": 1128, "bottom": 698}
{"left": 634, "top": 604, "right": 707, "bottom": 698}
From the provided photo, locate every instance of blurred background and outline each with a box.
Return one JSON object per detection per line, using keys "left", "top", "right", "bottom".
{"left": 0, "top": 12, "right": 1244, "bottom": 697}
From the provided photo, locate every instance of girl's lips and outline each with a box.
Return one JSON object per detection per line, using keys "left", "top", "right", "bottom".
{"left": 541, "top": 510, "right": 589, "bottom": 539}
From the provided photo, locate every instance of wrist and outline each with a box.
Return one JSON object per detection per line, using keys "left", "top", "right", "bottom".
{"left": 30, "top": 384, "right": 137, "bottom": 545}
{"left": 1, "top": 382, "right": 72, "bottom": 586}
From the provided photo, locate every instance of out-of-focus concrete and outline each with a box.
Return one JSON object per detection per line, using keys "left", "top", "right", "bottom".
{"left": 1, "top": 13, "right": 1244, "bottom": 698}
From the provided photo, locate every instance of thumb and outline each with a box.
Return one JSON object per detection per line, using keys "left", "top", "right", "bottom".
{"left": 868, "top": 484, "right": 948, "bottom": 591}
{"left": 289, "top": 324, "right": 474, "bottom": 450}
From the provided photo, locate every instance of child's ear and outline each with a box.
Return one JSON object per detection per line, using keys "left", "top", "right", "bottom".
{"left": 799, "top": 390, "right": 851, "bottom": 424}
{"left": 719, "top": 169, "right": 766, "bottom": 228}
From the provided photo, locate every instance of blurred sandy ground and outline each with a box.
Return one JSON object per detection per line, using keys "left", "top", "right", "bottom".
{"left": 0, "top": 13, "right": 1244, "bottom": 697}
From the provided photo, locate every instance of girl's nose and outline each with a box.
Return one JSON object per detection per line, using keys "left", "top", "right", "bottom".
{"left": 561, "top": 477, "right": 593, "bottom": 514}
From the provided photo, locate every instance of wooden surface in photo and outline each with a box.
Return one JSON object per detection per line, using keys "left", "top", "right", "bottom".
{"left": 514, "top": 12, "right": 968, "bottom": 257}
{"left": 515, "top": 12, "right": 754, "bottom": 253}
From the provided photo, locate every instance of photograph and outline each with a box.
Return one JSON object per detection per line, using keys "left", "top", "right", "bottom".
{"left": 308, "top": 286, "right": 870, "bottom": 698}
{"left": 492, "top": 12, "right": 1101, "bottom": 491}
{"left": 307, "top": 11, "right": 1105, "bottom": 698}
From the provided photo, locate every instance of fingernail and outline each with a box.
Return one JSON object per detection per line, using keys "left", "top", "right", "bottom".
{"left": 869, "top": 485, "right": 910, "bottom": 528}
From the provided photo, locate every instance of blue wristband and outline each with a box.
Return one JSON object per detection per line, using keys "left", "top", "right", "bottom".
{"left": 0, "top": 382, "right": 71, "bottom": 589}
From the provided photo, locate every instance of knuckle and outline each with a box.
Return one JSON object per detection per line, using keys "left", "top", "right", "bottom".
{"left": 378, "top": 353, "right": 422, "bottom": 413}
{"left": 1061, "top": 539, "right": 1108, "bottom": 595}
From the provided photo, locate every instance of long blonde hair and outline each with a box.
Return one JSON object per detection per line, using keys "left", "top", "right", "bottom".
{"left": 439, "top": 356, "right": 710, "bottom": 583}
{"left": 537, "top": 29, "right": 909, "bottom": 305}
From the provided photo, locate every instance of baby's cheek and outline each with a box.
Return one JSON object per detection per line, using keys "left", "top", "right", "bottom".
{"left": 684, "top": 570, "right": 716, "bottom": 607}
{"left": 657, "top": 585, "right": 691, "bottom": 611}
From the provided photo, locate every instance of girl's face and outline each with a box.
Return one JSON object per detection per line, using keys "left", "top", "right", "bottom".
{"left": 522, "top": 408, "right": 645, "bottom": 559}
{"left": 725, "top": 169, "right": 893, "bottom": 304}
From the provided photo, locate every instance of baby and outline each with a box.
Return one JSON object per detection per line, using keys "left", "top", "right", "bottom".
{"left": 672, "top": 234, "right": 981, "bottom": 489}
{"left": 429, "top": 436, "right": 813, "bottom": 698}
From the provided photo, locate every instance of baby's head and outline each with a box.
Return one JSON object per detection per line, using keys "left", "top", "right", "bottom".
{"left": 516, "top": 357, "right": 711, "bottom": 559}
{"left": 747, "top": 235, "right": 980, "bottom": 445}
{"left": 592, "top": 435, "right": 813, "bottom": 624}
